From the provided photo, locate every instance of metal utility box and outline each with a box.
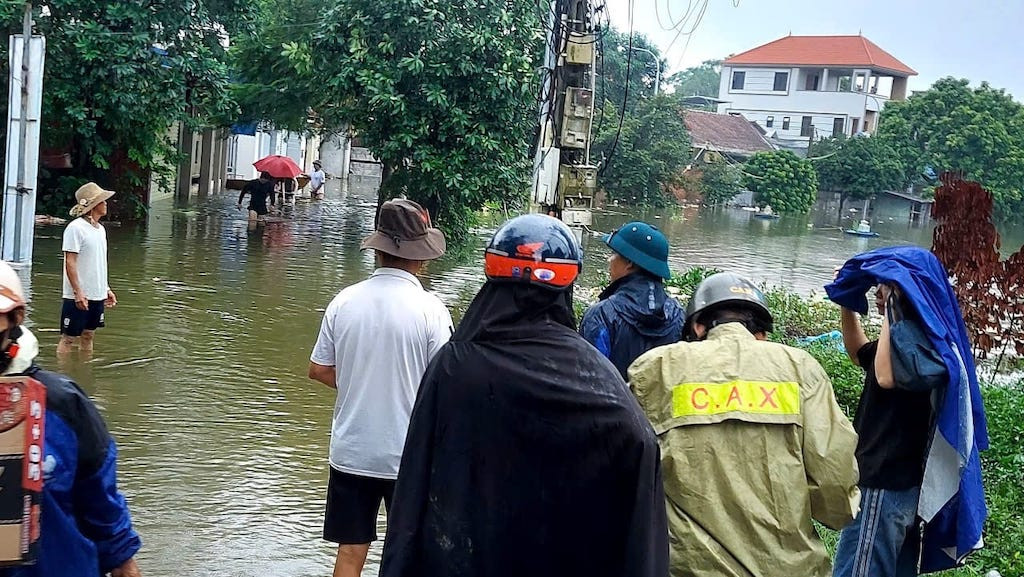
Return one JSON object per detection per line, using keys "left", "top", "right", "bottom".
{"left": 566, "top": 33, "right": 595, "bottom": 65}
{"left": 560, "top": 87, "right": 593, "bottom": 150}
{"left": 558, "top": 164, "right": 596, "bottom": 226}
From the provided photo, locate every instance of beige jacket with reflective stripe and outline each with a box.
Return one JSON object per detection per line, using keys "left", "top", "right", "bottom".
{"left": 629, "top": 323, "right": 860, "bottom": 577}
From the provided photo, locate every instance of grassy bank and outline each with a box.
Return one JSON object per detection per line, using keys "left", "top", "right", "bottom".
{"left": 612, "top": 267, "right": 1023, "bottom": 576}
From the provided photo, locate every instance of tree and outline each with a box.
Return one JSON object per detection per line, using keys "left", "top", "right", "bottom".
{"left": 596, "top": 29, "right": 663, "bottom": 118}
{"left": 812, "top": 135, "right": 905, "bottom": 222}
{"left": 697, "top": 161, "right": 743, "bottom": 205}
{"left": 591, "top": 95, "right": 690, "bottom": 206}
{"left": 669, "top": 59, "right": 721, "bottom": 100}
{"left": 229, "top": 0, "right": 321, "bottom": 133}
{"left": 3, "top": 1, "right": 255, "bottom": 218}
{"left": 308, "top": 0, "right": 541, "bottom": 238}
{"left": 877, "top": 77, "right": 1024, "bottom": 219}
{"left": 743, "top": 150, "right": 818, "bottom": 214}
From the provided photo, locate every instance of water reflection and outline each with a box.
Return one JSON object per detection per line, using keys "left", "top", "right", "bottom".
{"left": 22, "top": 177, "right": 1021, "bottom": 577}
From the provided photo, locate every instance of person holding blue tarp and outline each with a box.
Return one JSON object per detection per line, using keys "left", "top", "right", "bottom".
{"left": 827, "top": 245, "right": 988, "bottom": 576}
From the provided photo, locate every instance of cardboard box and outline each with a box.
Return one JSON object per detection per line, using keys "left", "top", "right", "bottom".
{"left": 0, "top": 376, "right": 45, "bottom": 567}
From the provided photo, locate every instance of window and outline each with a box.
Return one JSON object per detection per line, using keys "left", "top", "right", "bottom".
{"left": 782, "top": 117, "right": 791, "bottom": 130}
{"left": 773, "top": 72, "right": 789, "bottom": 91}
{"left": 800, "top": 116, "right": 813, "bottom": 137}
{"left": 731, "top": 71, "right": 746, "bottom": 90}
{"left": 851, "top": 118, "right": 861, "bottom": 134}
{"left": 833, "top": 117, "right": 845, "bottom": 136}
{"left": 855, "top": 73, "right": 866, "bottom": 92}
{"left": 805, "top": 74, "right": 820, "bottom": 91}
{"left": 766, "top": 116, "right": 774, "bottom": 128}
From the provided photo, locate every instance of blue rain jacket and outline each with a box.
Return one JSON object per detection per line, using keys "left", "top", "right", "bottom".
{"left": 0, "top": 366, "right": 141, "bottom": 577}
{"left": 825, "top": 245, "right": 988, "bottom": 573}
{"left": 581, "top": 273, "right": 685, "bottom": 380}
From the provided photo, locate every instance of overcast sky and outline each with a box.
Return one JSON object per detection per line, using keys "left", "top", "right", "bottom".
{"left": 604, "top": 0, "right": 1024, "bottom": 100}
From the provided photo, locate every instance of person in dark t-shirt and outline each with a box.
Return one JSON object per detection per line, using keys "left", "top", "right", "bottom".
{"left": 238, "top": 171, "right": 275, "bottom": 221}
{"left": 833, "top": 282, "right": 935, "bottom": 577}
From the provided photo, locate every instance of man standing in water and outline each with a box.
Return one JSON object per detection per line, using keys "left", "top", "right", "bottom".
{"left": 308, "top": 199, "right": 452, "bottom": 577}
{"left": 237, "top": 171, "right": 275, "bottom": 222}
{"left": 57, "top": 182, "right": 117, "bottom": 356}
{"left": 309, "top": 160, "right": 326, "bottom": 200}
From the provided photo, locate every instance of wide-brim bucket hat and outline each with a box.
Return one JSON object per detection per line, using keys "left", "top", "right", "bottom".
{"left": 360, "top": 198, "right": 446, "bottom": 261}
{"left": 69, "top": 182, "right": 115, "bottom": 217}
{"left": 603, "top": 221, "right": 672, "bottom": 279}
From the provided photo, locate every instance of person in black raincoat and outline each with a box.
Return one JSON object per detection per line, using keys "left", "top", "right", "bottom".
{"left": 581, "top": 221, "right": 684, "bottom": 380}
{"left": 379, "top": 214, "right": 669, "bottom": 577}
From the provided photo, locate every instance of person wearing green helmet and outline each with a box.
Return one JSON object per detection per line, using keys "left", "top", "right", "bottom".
{"left": 580, "top": 221, "right": 684, "bottom": 380}
{"left": 629, "top": 271, "right": 860, "bottom": 577}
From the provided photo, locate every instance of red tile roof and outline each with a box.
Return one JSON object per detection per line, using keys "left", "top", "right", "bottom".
{"left": 683, "top": 110, "right": 775, "bottom": 156}
{"left": 724, "top": 35, "right": 916, "bottom": 76}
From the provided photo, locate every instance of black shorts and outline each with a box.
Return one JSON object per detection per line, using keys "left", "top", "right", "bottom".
{"left": 323, "top": 467, "right": 395, "bottom": 544}
{"left": 60, "top": 299, "right": 105, "bottom": 337}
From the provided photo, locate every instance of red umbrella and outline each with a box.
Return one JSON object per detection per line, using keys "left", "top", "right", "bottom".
{"left": 253, "top": 155, "right": 302, "bottom": 179}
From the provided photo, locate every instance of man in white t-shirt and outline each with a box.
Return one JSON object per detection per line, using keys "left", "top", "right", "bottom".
{"left": 308, "top": 198, "right": 452, "bottom": 577}
{"left": 57, "top": 182, "right": 117, "bottom": 356}
{"left": 309, "top": 160, "right": 326, "bottom": 200}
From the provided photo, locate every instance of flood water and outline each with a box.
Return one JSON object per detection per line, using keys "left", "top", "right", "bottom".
{"left": 20, "top": 176, "right": 1023, "bottom": 577}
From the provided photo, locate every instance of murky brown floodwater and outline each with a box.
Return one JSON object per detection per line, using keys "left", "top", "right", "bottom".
{"left": 19, "top": 175, "right": 1022, "bottom": 576}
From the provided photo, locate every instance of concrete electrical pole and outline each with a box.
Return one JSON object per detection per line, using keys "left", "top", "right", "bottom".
{"left": 2, "top": 1, "right": 46, "bottom": 267}
{"left": 531, "top": 0, "right": 599, "bottom": 233}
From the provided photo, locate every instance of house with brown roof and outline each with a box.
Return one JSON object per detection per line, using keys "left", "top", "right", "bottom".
{"left": 682, "top": 109, "right": 776, "bottom": 162}
{"left": 716, "top": 34, "right": 916, "bottom": 149}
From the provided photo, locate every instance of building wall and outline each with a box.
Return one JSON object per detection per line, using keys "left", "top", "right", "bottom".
{"left": 718, "top": 65, "right": 893, "bottom": 143}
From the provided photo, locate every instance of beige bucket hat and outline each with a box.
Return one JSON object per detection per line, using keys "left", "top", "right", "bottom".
{"left": 69, "top": 182, "right": 115, "bottom": 217}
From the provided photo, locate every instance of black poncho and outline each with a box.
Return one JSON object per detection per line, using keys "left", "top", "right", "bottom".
{"left": 379, "top": 282, "right": 669, "bottom": 577}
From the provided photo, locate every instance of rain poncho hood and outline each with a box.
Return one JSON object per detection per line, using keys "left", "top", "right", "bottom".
{"left": 826, "top": 245, "right": 988, "bottom": 572}
{"left": 379, "top": 281, "right": 669, "bottom": 577}
{"left": 580, "top": 273, "right": 684, "bottom": 379}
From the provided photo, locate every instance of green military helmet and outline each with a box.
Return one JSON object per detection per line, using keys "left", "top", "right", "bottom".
{"left": 684, "top": 272, "right": 774, "bottom": 339}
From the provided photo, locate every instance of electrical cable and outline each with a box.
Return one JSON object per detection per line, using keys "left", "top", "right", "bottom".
{"left": 598, "top": 0, "right": 634, "bottom": 176}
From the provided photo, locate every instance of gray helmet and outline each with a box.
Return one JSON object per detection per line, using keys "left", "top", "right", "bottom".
{"left": 684, "top": 272, "right": 773, "bottom": 339}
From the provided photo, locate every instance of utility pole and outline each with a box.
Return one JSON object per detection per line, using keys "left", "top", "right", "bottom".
{"left": 2, "top": 1, "right": 45, "bottom": 266}
{"left": 531, "top": 0, "right": 599, "bottom": 234}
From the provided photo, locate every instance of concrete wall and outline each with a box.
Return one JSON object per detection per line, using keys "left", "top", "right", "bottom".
{"left": 719, "top": 65, "right": 896, "bottom": 143}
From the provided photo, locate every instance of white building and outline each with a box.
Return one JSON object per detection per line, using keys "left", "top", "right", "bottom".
{"left": 716, "top": 35, "right": 916, "bottom": 150}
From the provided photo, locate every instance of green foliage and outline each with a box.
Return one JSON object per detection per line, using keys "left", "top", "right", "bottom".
{"left": 761, "top": 286, "right": 841, "bottom": 343}
{"left": 812, "top": 134, "right": 905, "bottom": 220}
{"left": 669, "top": 59, "right": 722, "bottom": 100}
{"left": 966, "top": 381, "right": 1024, "bottom": 577}
{"left": 877, "top": 77, "right": 1024, "bottom": 219}
{"left": 309, "top": 0, "right": 541, "bottom": 240}
{"left": 592, "top": 95, "right": 691, "bottom": 206}
{"left": 743, "top": 150, "right": 819, "bottom": 214}
{"left": 664, "top": 265, "right": 721, "bottom": 303}
{"left": 4, "top": 1, "right": 254, "bottom": 219}
{"left": 229, "top": 0, "right": 322, "bottom": 133}
{"left": 697, "top": 161, "right": 743, "bottom": 205}
{"left": 597, "top": 30, "right": 663, "bottom": 114}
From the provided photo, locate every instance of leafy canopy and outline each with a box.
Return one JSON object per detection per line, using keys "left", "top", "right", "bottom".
{"left": 308, "top": 0, "right": 542, "bottom": 238}
{"left": 697, "top": 161, "right": 743, "bottom": 205}
{"left": 592, "top": 94, "right": 690, "bottom": 207}
{"left": 669, "top": 59, "right": 722, "bottom": 100}
{"left": 743, "top": 150, "right": 818, "bottom": 214}
{"left": 877, "top": 77, "right": 1024, "bottom": 219}
{"left": 2, "top": 1, "right": 255, "bottom": 217}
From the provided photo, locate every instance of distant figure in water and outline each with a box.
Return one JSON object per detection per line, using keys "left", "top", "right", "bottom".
{"left": 238, "top": 171, "right": 275, "bottom": 223}
{"left": 857, "top": 219, "right": 872, "bottom": 233}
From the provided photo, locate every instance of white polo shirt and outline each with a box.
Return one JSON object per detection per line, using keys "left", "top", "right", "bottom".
{"left": 310, "top": 268, "right": 453, "bottom": 479}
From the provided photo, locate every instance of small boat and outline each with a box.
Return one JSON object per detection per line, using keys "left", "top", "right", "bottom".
{"left": 754, "top": 213, "right": 781, "bottom": 220}
{"left": 844, "top": 229, "right": 880, "bottom": 238}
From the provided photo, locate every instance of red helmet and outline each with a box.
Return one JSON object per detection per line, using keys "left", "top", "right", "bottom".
{"left": 484, "top": 214, "right": 583, "bottom": 290}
